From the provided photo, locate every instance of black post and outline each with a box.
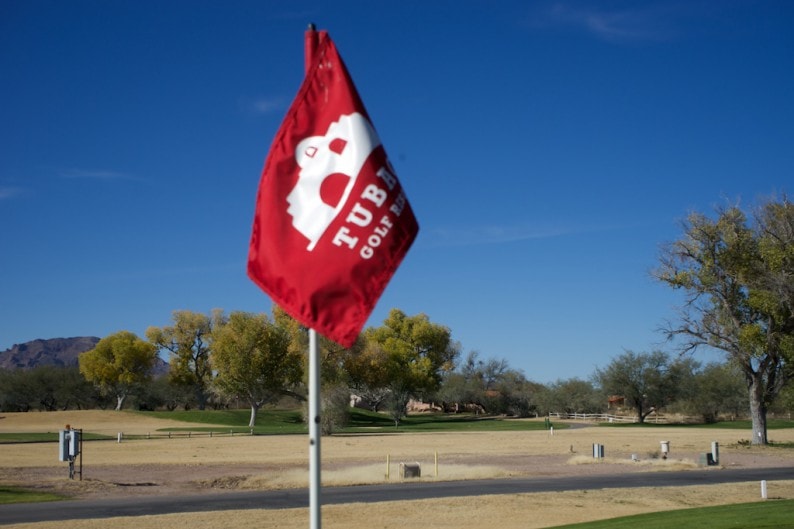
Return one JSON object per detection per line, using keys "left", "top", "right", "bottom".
{"left": 78, "top": 428, "right": 83, "bottom": 481}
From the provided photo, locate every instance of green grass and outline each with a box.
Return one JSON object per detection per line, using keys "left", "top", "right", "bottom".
{"left": 345, "top": 409, "right": 556, "bottom": 432}
{"left": 0, "top": 431, "right": 113, "bottom": 444}
{"left": 0, "top": 486, "right": 65, "bottom": 504}
{"left": 7, "top": 408, "right": 543, "bottom": 441}
{"left": 135, "top": 408, "right": 555, "bottom": 435}
{"left": 136, "top": 408, "right": 306, "bottom": 435}
{"left": 551, "top": 499, "right": 794, "bottom": 528}
{"left": 7, "top": 409, "right": 791, "bottom": 442}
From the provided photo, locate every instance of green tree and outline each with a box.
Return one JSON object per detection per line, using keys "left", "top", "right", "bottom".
{"left": 24, "top": 366, "right": 96, "bottom": 411}
{"left": 365, "top": 309, "right": 459, "bottom": 425}
{"left": 655, "top": 198, "right": 794, "bottom": 444}
{"left": 78, "top": 331, "right": 158, "bottom": 411}
{"left": 675, "top": 362, "right": 748, "bottom": 423}
{"left": 342, "top": 339, "right": 391, "bottom": 412}
{"left": 436, "top": 351, "right": 535, "bottom": 416}
{"left": 773, "top": 383, "right": 794, "bottom": 416}
{"left": 540, "top": 378, "right": 605, "bottom": 416}
{"left": 0, "top": 369, "right": 36, "bottom": 411}
{"left": 273, "top": 305, "right": 356, "bottom": 432}
{"left": 595, "top": 350, "right": 695, "bottom": 423}
{"left": 211, "top": 311, "right": 303, "bottom": 428}
{"left": 487, "top": 369, "right": 539, "bottom": 417}
{"left": 436, "top": 351, "right": 483, "bottom": 413}
{"left": 147, "top": 310, "right": 219, "bottom": 410}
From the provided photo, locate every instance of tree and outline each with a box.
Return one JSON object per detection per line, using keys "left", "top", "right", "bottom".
{"left": 364, "top": 309, "right": 459, "bottom": 425}
{"left": 0, "top": 369, "right": 36, "bottom": 411}
{"left": 25, "top": 366, "right": 97, "bottom": 411}
{"left": 675, "top": 362, "right": 748, "bottom": 423}
{"left": 273, "top": 305, "right": 355, "bottom": 432}
{"left": 655, "top": 198, "right": 794, "bottom": 444}
{"left": 436, "top": 351, "right": 535, "bottom": 415}
{"left": 211, "top": 311, "right": 303, "bottom": 428}
{"left": 0, "top": 364, "right": 115, "bottom": 412}
{"left": 147, "top": 310, "right": 219, "bottom": 410}
{"left": 436, "top": 351, "right": 483, "bottom": 412}
{"left": 595, "top": 350, "right": 695, "bottom": 423}
{"left": 342, "top": 339, "right": 392, "bottom": 412}
{"left": 773, "top": 382, "right": 794, "bottom": 416}
{"left": 540, "top": 378, "right": 605, "bottom": 416}
{"left": 78, "top": 331, "right": 158, "bottom": 411}
{"left": 487, "top": 369, "right": 539, "bottom": 417}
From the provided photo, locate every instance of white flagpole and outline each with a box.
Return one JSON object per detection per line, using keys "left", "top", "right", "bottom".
{"left": 303, "top": 25, "right": 321, "bottom": 527}
{"left": 309, "top": 328, "right": 321, "bottom": 529}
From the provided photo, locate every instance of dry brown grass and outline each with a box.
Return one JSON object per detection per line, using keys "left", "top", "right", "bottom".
{"left": 4, "top": 481, "right": 794, "bottom": 529}
{"left": 3, "top": 410, "right": 793, "bottom": 470}
{"left": 2, "top": 410, "right": 794, "bottom": 529}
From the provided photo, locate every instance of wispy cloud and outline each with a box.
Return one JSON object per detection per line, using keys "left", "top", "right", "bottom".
{"left": 241, "top": 96, "right": 288, "bottom": 116}
{"left": 426, "top": 223, "right": 585, "bottom": 247}
{"left": 253, "top": 97, "right": 286, "bottom": 114}
{"left": 59, "top": 169, "right": 135, "bottom": 181}
{"left": 540, "top": 2, "right": 686, "bottom": 42}
{"left": 0, "top": 186, "right": 24, "bottom": 200}
{"left": 95, "top": 261, "right": 242, "bottom": 283}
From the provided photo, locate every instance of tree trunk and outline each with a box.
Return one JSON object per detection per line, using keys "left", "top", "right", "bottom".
{"left": 748, "top": 373, "right": 768, "bottom": 445}
{"left": 248, "top": 403, "right": 259, "bottom": 429}
{"left": 115, "top": 394, "right": 126, "bottom": 411}
{"left": 196, "top": 387, "right": 207, "bottom": 411}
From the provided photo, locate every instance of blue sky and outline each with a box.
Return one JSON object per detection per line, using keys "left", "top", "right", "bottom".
{"left": 1, "top": 1, "right": 791, "bottom": 383}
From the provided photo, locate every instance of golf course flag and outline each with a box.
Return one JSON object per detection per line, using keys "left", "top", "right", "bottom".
{"left": 247, "top": 29, "right": 418, "bottom": 347}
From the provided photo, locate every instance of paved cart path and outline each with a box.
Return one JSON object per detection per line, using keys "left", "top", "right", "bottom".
{"left": 1, "top": 466, "right": 792, "bottom": 525}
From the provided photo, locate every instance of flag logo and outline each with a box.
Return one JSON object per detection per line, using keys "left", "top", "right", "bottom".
{"left": 288, "top": 112, "right": 379, "bottom": 251}
{"left": 248, "top": 31, "right": 418, "bottom": 347}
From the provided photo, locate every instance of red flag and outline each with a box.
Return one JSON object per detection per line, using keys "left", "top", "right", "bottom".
{"left": 248, "top": 30, "right": 419, "bottom": 348}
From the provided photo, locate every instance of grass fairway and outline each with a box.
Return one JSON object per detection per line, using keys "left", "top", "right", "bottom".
{"left": 554, "top": 499, "right": 794, "bottom": 528}
{"left": 133, "top": 408, "right": 554, "bottom": 435}
{"left": 136, "top": 408, "right": 304, "bottom": 435}
{"left": 0, "top": 486, "right": 65, "bottom": 504}
{"left": 0, "top": 432, "right": 113, "bottom": 444}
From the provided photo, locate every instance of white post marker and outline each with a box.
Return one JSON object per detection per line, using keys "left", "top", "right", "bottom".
{"left": 761, "top": 480, "right": 768, "bottom": 499}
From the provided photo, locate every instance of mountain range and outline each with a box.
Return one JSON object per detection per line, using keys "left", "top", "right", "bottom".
{"left": 0, "top": 337, "right": 169, "bottom": 375}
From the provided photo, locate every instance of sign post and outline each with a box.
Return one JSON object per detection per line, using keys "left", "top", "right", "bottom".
{"left": 58, "top": 425, "right": 82, "bottom": 480}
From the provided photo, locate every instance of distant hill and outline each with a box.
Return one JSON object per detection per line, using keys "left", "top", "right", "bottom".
{"left": 0, "top": 337, "right": 100, "bottom": 370}
{"left": 0, "top": 337, "right": 169, "bottom": 375}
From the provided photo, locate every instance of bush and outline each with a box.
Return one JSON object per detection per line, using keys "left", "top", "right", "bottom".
{"left": 303, "top": 384, "right": 351, "bottom": 435}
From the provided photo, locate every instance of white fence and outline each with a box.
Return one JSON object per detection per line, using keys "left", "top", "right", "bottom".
{"left": 548, "top": 412, "right": 669, "bottom": 423}
{"left": 112, "top": 429, "right": 254, "bottom": 442}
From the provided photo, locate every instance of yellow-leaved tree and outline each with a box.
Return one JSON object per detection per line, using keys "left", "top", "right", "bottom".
{"left": 78, "top": 331, "right": 157, "bottom": 411}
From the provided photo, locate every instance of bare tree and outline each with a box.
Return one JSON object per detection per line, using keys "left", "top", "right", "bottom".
{"left": 655, "top": 197, "right": 794, "bottom": 444}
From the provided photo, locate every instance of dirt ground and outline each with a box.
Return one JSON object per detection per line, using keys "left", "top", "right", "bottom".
{"left": 2, "top": 410, "right": 794, "bottom": 529}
